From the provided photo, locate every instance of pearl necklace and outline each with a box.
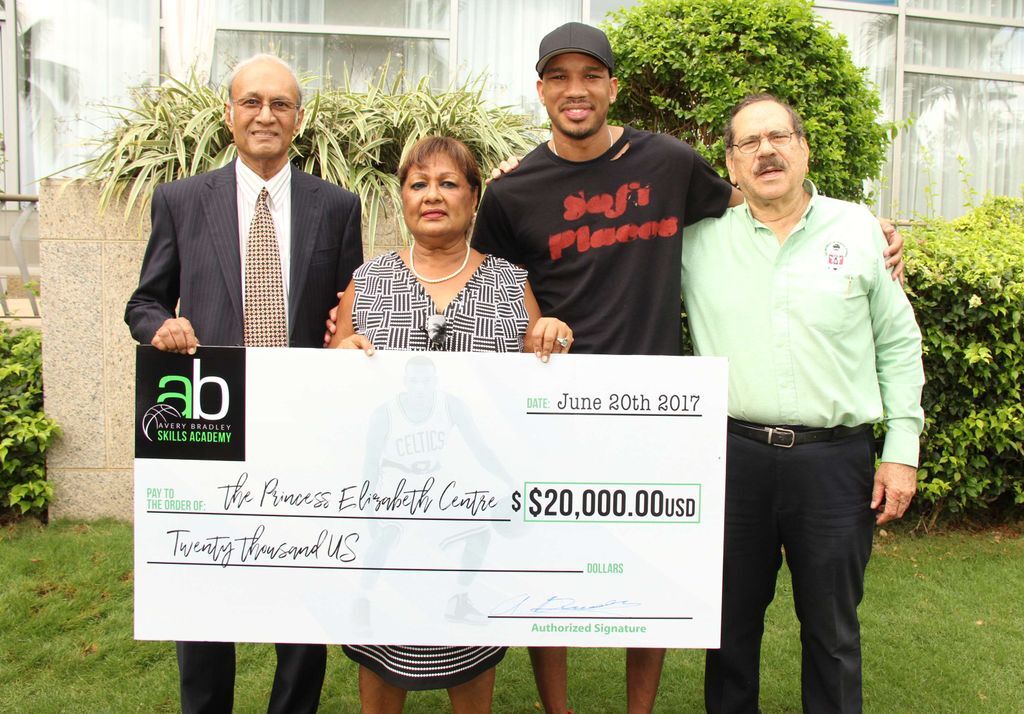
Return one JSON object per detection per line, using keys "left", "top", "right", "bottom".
{"left": 409, "top": 240, "right": 471, "bottom": 284}
{"left": 551, "top": 126, "right": 614, "bottom": 158}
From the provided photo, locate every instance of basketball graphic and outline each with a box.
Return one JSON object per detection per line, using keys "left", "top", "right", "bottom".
{"left": 142, "top": 403, "right": 182, "bottom": 441}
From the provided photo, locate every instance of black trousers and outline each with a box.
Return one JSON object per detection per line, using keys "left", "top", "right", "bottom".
{"left": 705, "top": 429, "right": 876, "bottom": 714}
{"left": 177, "top": 641, "right": 327, "bottom": 714}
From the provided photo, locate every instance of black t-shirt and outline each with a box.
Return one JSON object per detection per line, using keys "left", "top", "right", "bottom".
{"left": 472, "top": 126, "right": 733, "bottom": 355}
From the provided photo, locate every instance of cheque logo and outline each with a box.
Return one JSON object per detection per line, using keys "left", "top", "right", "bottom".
{"left": 141, "top": 359, "right": 234, "bottom": 446}
{"left": 154, "top": 359, "right": 230, "bottom": 420}
{"left": 136, "top": 349, "right": 244, "bottom": 462}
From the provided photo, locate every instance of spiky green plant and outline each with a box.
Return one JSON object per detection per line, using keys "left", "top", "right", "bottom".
{"left": 78, "top": 68, "right": 539, "bottom": 250}
{"left": 79, "top": 72, "right": 234, "bottom": 216}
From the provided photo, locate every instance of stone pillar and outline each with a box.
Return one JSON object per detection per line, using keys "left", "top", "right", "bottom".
{"left": 39, "top": 180, "right": 149, "bottom": 520}
{"left": 40, "top": 179, "right": 398, "bottom": 521}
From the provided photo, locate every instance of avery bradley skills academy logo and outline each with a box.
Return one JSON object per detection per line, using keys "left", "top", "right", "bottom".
{"left": 135, "top": 347, "right": 246, "bottom": 462}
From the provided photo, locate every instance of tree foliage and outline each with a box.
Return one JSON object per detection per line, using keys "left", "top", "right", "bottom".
{"left": 606, "top": 0, "right": 893, "bottom": 203}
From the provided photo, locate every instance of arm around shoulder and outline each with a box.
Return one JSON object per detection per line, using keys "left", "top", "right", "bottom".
{"left": 471, "top": 185, "right": 520, "bottom": 263}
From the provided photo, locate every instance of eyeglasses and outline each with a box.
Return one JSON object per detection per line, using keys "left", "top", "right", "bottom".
{"left": 424, "top": 314, "right": 447, "bottom": 351}
{"left": 731, "top": 131, "right": 799, "bottom": 155}
{"left": 232, "top": 97, "right": 300, "bottom": 115}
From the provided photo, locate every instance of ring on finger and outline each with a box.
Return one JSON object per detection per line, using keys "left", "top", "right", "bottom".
{"left": 556, "top": 337, "right": 569, "bottom": 348}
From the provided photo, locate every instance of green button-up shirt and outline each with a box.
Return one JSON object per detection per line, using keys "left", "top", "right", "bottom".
{"left": 682, "top": 182, "right": 924, "bottom": 466}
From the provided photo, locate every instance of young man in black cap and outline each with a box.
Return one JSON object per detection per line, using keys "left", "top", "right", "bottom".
{"left": 471, "top": 21, "right": 740, "bottom": 714}
{"left": 472, "top": 20, "right": 904, "bottom": 714}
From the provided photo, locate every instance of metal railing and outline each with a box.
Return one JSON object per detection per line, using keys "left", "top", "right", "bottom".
{"left": 0, "top": 193, "right": 39, "bottom": 319}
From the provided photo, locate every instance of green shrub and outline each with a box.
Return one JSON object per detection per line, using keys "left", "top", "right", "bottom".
{"left": 0, "top": 325, "right": 60, "bottom": 516}
{"left": 606, "top": 0, "right": 892, "bottom": 203}
{"left": 80, "top": 70, "right": 539, "bottom": 250}
{"left": 905, "top": 196, "right": 1024, "bottom": 519}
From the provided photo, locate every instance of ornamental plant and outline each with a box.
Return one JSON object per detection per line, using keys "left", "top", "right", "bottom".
{"left": 0, "top": 324, "right": 60, "bottom": 517}
{"left": 606, "top": 0, "right": 893, "bottom": 203}
{"left": 904, "top": 196, "right": 1024, "bottom": 522}
{"left": 79, "top": 69, "right": 539, "bottom": 250}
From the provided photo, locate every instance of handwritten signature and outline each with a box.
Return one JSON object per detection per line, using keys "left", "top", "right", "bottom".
{"left": 491, "top": 593, "right": 642, "bottom": 617}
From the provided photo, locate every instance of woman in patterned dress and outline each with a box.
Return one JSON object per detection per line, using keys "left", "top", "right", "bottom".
{"left": 329, "top": 136, "right": 572, "bottom": 713}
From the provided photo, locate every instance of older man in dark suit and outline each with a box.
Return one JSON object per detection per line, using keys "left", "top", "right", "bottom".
{"left": 125, "top": 54, "right": 363, "bottom": 713}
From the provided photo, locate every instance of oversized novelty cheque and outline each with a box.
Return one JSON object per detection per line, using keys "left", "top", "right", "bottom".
{"left": 134, "top": 347, "right": 727, "bottom": 648}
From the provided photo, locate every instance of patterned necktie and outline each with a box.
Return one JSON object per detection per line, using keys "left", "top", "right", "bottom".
{"left": 243, "top": 187, "right": 288, "bottom": 346}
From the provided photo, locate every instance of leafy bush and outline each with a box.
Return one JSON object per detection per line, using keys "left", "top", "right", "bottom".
{"left": 606, "top": 0, "right": 892, "bottom": 203}
{"left": 80, "top": 70, "right": 539, "bottom": 250}
{"left": 0, "top": 325, "right": 60, "bottom": 517}
{"left": 905, "top": 197, "right": 1024, "bottom": 520}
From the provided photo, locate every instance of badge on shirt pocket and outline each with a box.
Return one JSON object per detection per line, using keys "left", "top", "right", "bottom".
{"left": 825, "top": 241, "right": 848, "bottom": 271}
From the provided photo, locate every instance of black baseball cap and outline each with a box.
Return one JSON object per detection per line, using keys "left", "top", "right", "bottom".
{"left": 536, "top": 22, "right": 615, "bottom": 77}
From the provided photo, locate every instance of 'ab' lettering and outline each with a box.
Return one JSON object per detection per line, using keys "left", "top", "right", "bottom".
{"left": 157, "top": 360, "right": 230, "bottom": 420}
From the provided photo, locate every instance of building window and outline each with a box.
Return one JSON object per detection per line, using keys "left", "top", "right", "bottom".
{"left": 900, "top": 73, "right": 1023, "bottom": 217}
{"left": 456, "top": 0, "right": 580, "bottom": 121}
{"left": 906, "top": 0, "right": 1024, "bottom": 19}
{"left": 7, "top": 0, "right": 1019, "bottom": 225}
{"left": 589, "top": 0, "right": 639, "bottom": 24}
{"left": 210, "top": 0, "right": 451, "bottom": 90}
{"left": 818, "top": 0, "right": 1024, "bottom": 218}
{"left": 905, "top": 18, "right": 1024, "bottom": 74}
{"left": 16, "top": 0, "right": 158, "bottom": 191}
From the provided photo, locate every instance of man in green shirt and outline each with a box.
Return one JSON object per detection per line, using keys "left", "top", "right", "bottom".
{"left": 682, "top": 94, "right": 924, "bottom": 713}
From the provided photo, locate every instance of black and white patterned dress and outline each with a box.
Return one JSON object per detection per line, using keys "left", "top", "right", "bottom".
{"left": 342, "top": 250, "right": 527, "bottom": 690}
{"left": 350, "top": 251, "right": 529, "bottom": 353}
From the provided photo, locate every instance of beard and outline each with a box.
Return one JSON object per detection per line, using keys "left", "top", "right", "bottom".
{"left": 554, "top": 121, "right": 601, "bottom": 140}
{"left": 549, "top": 104, "right": 606, "bottom": 141}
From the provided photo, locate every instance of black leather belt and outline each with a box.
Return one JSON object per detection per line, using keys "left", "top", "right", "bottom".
{"left": 727, "top": 418, "right": 871, "bottom": 448}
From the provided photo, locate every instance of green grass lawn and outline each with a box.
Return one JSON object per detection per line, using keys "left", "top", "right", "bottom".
{"left": 1, "top": 519, "right": 1021, "bottom": 713}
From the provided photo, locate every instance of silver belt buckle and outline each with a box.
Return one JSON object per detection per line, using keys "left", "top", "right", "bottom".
{"left": 768, "top": 427, "right": 796, "bottom": 448}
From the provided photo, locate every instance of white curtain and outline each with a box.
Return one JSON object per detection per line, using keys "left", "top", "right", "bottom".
{"left": 900, "top": 74, "right": 1023, "bottom": 218}
{"left": 907, "top": 0, "right": 1024, "bottom": 18}
{"left": 163, "top": 0, "right": 217, "bottom": 83}
{"left": 215, "top": 0, "right": 325, "bottom": 24}
{"left": 214, "top": 0, "right": 446, "bottom": 30}
{"left": 17, "top": 0, "right": 158, "bottom": 186}
{"left": 816, "top": 6, "right": 1024, "bottom": 218}
{"left": 456, "top": 0, "right": 581, "bottom": 123}
{"left": 816, "top": 8, "right": 899, "bottom": 214}
{"left": 590, "top": 0, "right": 639, "bottom": 25}
{"left": 816, "top": 9, "right": 897, "bottom": 118}
{"left": 210, "top": 0, "right": 447, "bottom": 90}
{"left": 905, "top": 19, "right": 1024, "bottom": 74}
{"left": 900, "top": 17, "right": 1024, "bottom": 218}
{"left": 211, "top": 31, "right": 446, "bottom": 91}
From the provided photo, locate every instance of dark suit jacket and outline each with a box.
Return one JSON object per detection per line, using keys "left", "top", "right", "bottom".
{"left": 125, "top": 161, "right": 363, "bottom": 348}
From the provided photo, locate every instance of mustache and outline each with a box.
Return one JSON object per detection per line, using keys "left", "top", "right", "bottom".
{"left": 754, "top": 157, "right": 786, "bottom": 176}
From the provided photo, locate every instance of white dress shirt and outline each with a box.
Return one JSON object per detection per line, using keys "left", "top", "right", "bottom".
{"left": 236, "top": 159, "right": 292, "bottom": 300}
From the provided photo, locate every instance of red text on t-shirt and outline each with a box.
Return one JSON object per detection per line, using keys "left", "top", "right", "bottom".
{"left": 549, "top": 182, "right": 679, "bottom": 261}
